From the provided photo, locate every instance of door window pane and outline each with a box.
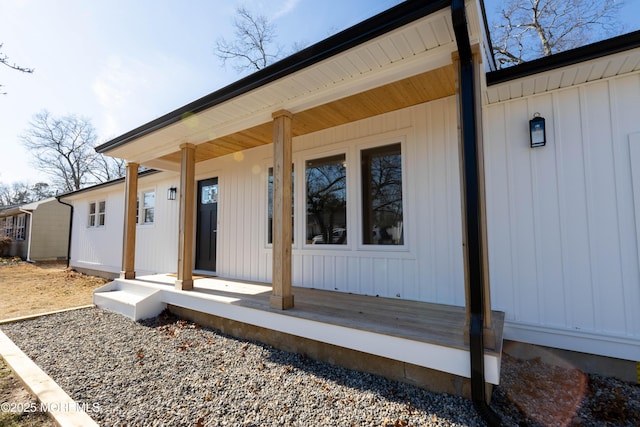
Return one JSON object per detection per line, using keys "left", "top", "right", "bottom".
{"left": 361, "top": 143, "right": 403, "bottom": 245}
{"left": 201, "top": 184, "right": 217, "bottom": 204}
{"left": 306, "top": 154, "right": 347, "bottom": 245}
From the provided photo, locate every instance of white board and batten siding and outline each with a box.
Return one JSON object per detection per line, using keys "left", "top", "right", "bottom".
{"left": 69, "top": 98, "right": 466, "bottom": 307}
{"left": 68, "top": 175, "right": 180, "bottom": 277}
{"left": 208, "top": 97, "right": 466, "bottom": 307}
{"left": 483, "top": 72, "right": 640, "bottom": 360}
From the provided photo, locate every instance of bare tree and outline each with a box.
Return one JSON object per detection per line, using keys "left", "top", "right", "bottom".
{"left": 1, "top": 43, "right": 34, "bottom": 94}
{"left": 215, "top": 6, "right": 283, "bottom": 72}
{"left": 21, "top": 110, "right": 97, "bottom": 192}
{"left": 90, "top": 153, "right": 125, "bottom": 184}
{"left": 0, "top": 182, "right": 31, "bottom": 206}
{"left": 490, "top": 0, "right": 625, "bottom": 68}
{"left": 21, "top": 110, "right": 124, "bottom": 193}
{"left": 30, "top": 182, "right": 54, "bottom": 201}
{"left": 0, "top": 181, "right": 60, "bottom": 206}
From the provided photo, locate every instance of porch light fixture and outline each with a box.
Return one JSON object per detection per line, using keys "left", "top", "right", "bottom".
{"left": 167, "top": 187, "right": 177, "bottom": 200}
{"left": 529, "top": 113, "right": 546, "bottom": 148}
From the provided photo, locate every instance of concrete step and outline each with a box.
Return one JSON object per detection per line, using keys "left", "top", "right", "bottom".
{"left": 93, "top": 280, "right": 166, "bottom": 321}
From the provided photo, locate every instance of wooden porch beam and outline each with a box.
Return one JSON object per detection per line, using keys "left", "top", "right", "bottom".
{"left": 120, "top": 162, "right": 138, "bottom": 280}
{"left": 176, "top": 143, "right": 196, "bottom": 291}
{"left": 270, "top": 110, "right": 294, "bottom": 310}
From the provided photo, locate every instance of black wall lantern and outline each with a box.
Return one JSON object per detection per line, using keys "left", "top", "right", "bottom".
{"left": 167, "top": 187, "right": 177, "bottom": 200}
{"left": 529, "top": 113, "right": 546, "bottom": 148}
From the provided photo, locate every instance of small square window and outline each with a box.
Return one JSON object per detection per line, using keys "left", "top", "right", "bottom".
{"left": 88, "top": 201, "right": 106, "bottom": 228}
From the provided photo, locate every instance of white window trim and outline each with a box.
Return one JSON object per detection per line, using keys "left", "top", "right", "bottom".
{"left": 88, "top": 200, "right": 106, "bottom": 228}
{"left": 5, "top": 216, "right": 14, "bottom": 237}
{"left": 293, "top": 129, "right": 415, "bottom": 257}
{"left": 355, "top": 136, "right": 410, "bottom": 253}
{"left": 1, "top": 216, "right": 13, "bottom": 239}
{"left": 14, "top": 214, "right": 26, "bottom": 240}
{"left": 138, "top": 189, "right": 156, "bottom": 226}
{"left": 300, "top": 148, "right": 351, "bottom": 250}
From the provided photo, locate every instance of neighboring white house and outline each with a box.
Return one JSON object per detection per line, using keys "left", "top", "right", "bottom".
{"left": 60, "top": 0, "right": 639, "bottom": 403}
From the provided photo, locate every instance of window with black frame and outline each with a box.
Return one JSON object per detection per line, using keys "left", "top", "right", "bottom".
{"left": 306, "top": 154, "right": 347, "bottom": 245}
{"left": 361, "top": 143, "right": 403, "bottom": 245}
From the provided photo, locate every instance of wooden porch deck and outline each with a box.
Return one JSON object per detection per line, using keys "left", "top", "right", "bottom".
{"left": 95, "top": 273, "right": 504, "bottom": 390}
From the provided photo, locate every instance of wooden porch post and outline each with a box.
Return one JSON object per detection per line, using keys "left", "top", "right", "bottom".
{"left": 176, "top": 143, "right": 196, "bottom": 291}
{"left": 270, "top": 110, "right": 294, "bottom": 310}
{"left": 120, "top": 162, "right": 138, "bottom": 280}
{"left": 453, "top": 45, "right": 495, "bottom": 348}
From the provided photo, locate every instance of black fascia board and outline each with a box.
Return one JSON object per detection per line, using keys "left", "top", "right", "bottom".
{"left": 487, "top": 30, "right": 640, "bottom": 86}
{"left": 477, "top": 0, "right": 497, "bottom": 71}
{"left": 96, "top": 0, "right": 451, "bottom": 154}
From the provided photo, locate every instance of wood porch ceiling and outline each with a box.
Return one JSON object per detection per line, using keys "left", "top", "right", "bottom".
{"left": 158, "top": 64, "right": 456, "bottom": 165}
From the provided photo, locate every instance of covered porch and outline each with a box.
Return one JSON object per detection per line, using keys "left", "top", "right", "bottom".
{"left": 94, "top": 0, "right": 502, "bottom": 401}
{"left": 93, "top": 272, "right": 504, "bottom": 396}
{"left": 97, "top": 0, "right": 493, "bottom": 312}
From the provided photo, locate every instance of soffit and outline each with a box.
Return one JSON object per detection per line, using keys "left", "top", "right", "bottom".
{"left": 154, "top": 65, "right": 457, "bottom": 166}
{"left": 104, "top": 6, "right": 475, "bottom": 168}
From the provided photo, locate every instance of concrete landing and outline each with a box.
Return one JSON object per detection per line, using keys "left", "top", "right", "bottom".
{"left": 93, "top": 279, "right": 166, "bottom": 320}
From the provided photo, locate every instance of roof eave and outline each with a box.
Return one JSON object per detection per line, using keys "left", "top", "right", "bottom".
{"left": 486, "top": 30, "right": 640, "bottom": 86}
{"left": 96, "top": 0, "right": 452, "bottom": 154}
{"left": 56, "top": 169, "right": 161, "bottom": 199}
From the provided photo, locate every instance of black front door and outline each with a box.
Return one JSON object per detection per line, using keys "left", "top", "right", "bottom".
{"left": 196, "top": 178, "right": 218, "bottom": 271}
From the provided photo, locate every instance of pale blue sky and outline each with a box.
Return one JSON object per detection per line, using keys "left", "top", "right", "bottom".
{"left": 0, "top": 0, "right": 404, "bottom": 185}
{"left": 1, "top": 0, "right": 638, "bottom": 186}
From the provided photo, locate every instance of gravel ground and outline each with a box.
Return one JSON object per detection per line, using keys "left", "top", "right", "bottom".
{"left": 1, "top": 307, "right": 638, "bottom": 426}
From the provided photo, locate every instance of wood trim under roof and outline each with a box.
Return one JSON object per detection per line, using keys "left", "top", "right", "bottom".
{"left": 98, "top": 0, "right": 481, "bottom": 170}
{"left": 96, "top": 0, "right": 454, "bottom": 156}
{"left": 155, "top": 64, "right": 456, "bottom": 166}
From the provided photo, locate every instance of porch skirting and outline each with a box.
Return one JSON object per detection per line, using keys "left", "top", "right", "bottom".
{"left": 93, "top": 274, "right": 504, "bottom": 399}
{"left": 168, "top": 304, "right": 491, "bottom": 399}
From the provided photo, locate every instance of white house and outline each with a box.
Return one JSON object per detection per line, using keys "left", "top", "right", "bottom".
{"left": 483, "top": 33, "right": 640, "bottom": 367}
{"left": 60, "top": 0, "right": 639, "bottom": 419}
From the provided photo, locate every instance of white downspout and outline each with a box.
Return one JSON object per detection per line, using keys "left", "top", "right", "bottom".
{"left": 19, "top": 209, "right": 33, "bottom": 263}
